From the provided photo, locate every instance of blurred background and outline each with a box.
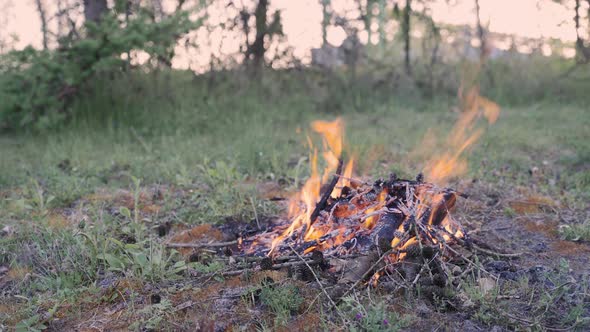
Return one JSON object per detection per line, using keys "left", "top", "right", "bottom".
{"left": 0, "top": 0, "right": 588, "bottom": 192}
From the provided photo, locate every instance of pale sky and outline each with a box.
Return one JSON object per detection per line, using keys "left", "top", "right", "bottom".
{"left": 1, "top": 0, "right": 583, "bottom": 62}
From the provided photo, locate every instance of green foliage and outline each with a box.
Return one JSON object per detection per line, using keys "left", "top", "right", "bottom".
{"left": 130, "top": 298, "right": 175, "bottom": 330}
{"left": 15, "top": 315, "right": 46, "bottom": 332}
{"left": 339, "top": 296, "right": 410, "bottom": 332}
{"left": 0, "top": 225, "right": 97, "bottom": 293}
{"left": 95, "top": 237, "right": 187, "bottom": 282}
{"left": 0, "top": 8, "right": 201, "bottom": 130}
{"left": 259, "top": 284, "right": 304, "bottom": 326}
{"left": 559, "top": 221, "right": 590, "bottom": 242}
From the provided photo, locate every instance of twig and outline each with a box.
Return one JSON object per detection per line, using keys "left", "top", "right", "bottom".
{"left": 471, "top": 244, "right": 524, "bottom": 258}
{"left": 440, "top": 227, "right": 524, "bottom": 258}
{"left": 269, "top": 259, "right": 317, "bottom": 270}
{"left": 250, "top": 197, "right": 261, "bottom": 230}
{"left": 410, "top": 254, "right": 439, "bottom": 287}
{"left": 167, "top": 240, "right": 237, "bottom": 249}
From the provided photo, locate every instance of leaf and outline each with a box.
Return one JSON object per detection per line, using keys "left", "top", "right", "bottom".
{"left": 45, "top": 195, "right": 55, "bottom": 206}
{"left": 119, "top": 206, "right": 132, "bottom": 219}
{"left": 103, "top": 253, "right": 126, "bottom": 271}
{"left": 133, "top": 252, "right": 149, "bottom": 269}
{"left": 171, "top": 260, "right": 187, "bottom": 274}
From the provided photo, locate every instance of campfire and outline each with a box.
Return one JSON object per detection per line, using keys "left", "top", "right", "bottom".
{"left": 169, "top": 93, "right": 502, "bottom": 291}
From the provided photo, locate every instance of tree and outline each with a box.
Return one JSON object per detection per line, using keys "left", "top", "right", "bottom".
{"left": 321, "top": 0, "right": 330, "bottom": 46}
{"left": 83, "top": 0, "right": 108, "bottom": 24}
{"left": 250, "top": 0, "right": 268, "bottom": 67}
{"left": 574, "top": 0, "right": 590, "bottom": 61}
{"left": 151, "top": 0, "right": 165, "bottom": 21}
{"left": 474, "top": 0, "right": 486, "bottom": 61}
{"left": 242, "top": 0, "right": 283, "bottom": 68}
{"left": 378, "top": 0, "right": 387, "bottom": 45}
{"left": 554, "top": 0, "right": 590, "bottom": 63}
{"left": 34, "top": 0, "right": 49, "bottom": 50}
{"left": 402, "top": 0, "right": 412, "bottom": 74}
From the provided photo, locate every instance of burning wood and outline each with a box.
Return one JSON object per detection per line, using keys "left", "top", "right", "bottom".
{"left": 229, "top": 117, "right": 476, "bottom": 289}
{"left": 172, "top": 107, "right": 506, "bottom": 291}
{"left": 253, "top": 173, "right": 465, "bottom": 258}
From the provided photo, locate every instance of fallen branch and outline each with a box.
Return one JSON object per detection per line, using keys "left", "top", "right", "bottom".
{"left": 439, "top": 228, "right": 524, "bottom": 258}
{"left": 167, "top": 240, "right": 237, "bottom": 249}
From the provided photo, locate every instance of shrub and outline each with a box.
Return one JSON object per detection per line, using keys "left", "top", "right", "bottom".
{"left": 0, "top": 8, "right": 201, "bottom": 130}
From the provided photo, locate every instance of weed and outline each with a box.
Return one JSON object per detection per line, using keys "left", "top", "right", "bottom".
{"left": 339, "top": 295, "right": 410, "bottom": 332}
{"left": 15, "top": 314, "right": 46, "bottom": 332}
{"left": 258, "top": 283, "right": 304, "bottom": 326}
{"left": 129, "top": 298, "right": 175, "bottom": 331}
{"left": 559, "top": 221, "right": 590, "bottom": 242}
{"left": 96, "top": 237, "right": 187, "bottom": 282}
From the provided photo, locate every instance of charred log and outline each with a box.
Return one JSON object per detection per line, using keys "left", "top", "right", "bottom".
{"left": 371, "top": 213, "right": 404, "bottom": 253}
{"left": 309, "top": 158, "right": 344, "bottom": 226}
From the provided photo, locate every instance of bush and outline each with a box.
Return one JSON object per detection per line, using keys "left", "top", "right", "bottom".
{"left": 0, "top": 8, "right": 201, "bottom": 131}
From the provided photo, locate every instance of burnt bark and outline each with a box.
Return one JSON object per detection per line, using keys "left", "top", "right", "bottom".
{"left": 309, "top": 159, "right": 344, "bottom": 227}
{"left": 371, "top": 213, "right": 404, "bottom": 252}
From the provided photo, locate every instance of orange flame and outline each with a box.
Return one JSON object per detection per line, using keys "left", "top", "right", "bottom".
{"left": 270, "top": 118, "right": 352, "bottom": 254}
{"left": 424, "top": 87, "right": 500, "bottom": 184}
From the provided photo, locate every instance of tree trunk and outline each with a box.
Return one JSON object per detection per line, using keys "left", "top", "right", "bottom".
{"left": 176, "top": 0, "right": 187, "bottom": 12}
{"left": 574, "top": 0, "right": 584, "bottom": 58}
{"left": 83, "top": 0, "right": 108, "bottom": 24}
{"left": 356, "top": 0, "right": 371, "bottom": 45}
{"left": 151, "top": 0, "right": 164, "bottom": 21}
{"left": 474, "top": 0, "right": 486, "bottom": 61}
{"left": 321, "top": 0, "right": 330, "bottom": 46}
{"left": 378, "top": 0, "right": 386, "bottom": 46}
{"left": 57, "top": 0, "right": 64, "bottom": 38}
{"left": 402, "top": 0, "right": 411, "bottom": 75}
{"left": 250, "top": 0, "right": 269, "bottom": 67}
{"left": 573, "top": 0, "right": 590, "bottom": 62}
{"left": 34, "top": 0, "right": 49, "bottom": 50}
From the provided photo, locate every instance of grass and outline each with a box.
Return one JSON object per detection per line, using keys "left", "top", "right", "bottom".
{"left": 1, "top": 69, "right": 589, "bottom": 330}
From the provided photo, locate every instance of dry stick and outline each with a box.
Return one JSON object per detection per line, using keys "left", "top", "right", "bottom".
{"left": 288, "top": 244, "right": 349, "bottom": 325}
{"left": 412, "top": 218, "right": 436, "bottom": 281}
{"left": 166, "top": 240, "right": 238, "bottom": 249}
{"left": 270, "top": 259, "right": 317, "bottom": 270}
{"left": 439, "top": 227, "right": 524, "bottom": 258}
{"left": 241, "top": 254, "right": 308, "bottom": 263}
{"left": 309, "top": 158, "right": 344, "bottom": 227}
{"left": 410, "top": 253, "right": 440, "bottom": 288}
{"left": 435, "top": 236, "right": 497, "bottom": 278}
